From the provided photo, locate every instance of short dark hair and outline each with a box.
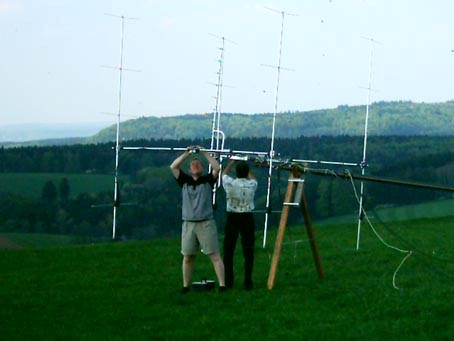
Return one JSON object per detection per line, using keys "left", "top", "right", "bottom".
{"left": 236, "top": 161, "right": 249, "bottom": 178}
{"left": 188, "top": 157, "right": 204, "bottom": 169}
{"left": 190, "top": 157, "right": 202, "bottom": 165}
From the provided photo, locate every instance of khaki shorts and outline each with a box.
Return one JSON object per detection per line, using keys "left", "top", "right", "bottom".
{"left": 181, "top": 219, "right": 219, "bottom": 256}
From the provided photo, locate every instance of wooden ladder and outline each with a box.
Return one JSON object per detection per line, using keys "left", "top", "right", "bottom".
{"left": 267, "top": 165, "right": 324, "bottom": 289}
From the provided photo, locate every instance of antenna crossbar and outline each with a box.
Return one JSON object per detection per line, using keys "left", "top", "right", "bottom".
{"left": 291, "top": 159, "right": 361, "bottom": 167}
{"left": 101, "top": 65, "right": 141, "bottom": 73}
{"left": 121, "top": 146, "right": 269, "bottom": 157}
{"left": 104, "top": 13, "right": 138, "bottom": 20}
{"left": 261, "top": 64, "right": 295, "bottom": 72}
{"left": 208, "top": 33, "right": 239, "bottom": 45}
{"left": 264, "top": 6, "right": 298, "bottom": 16}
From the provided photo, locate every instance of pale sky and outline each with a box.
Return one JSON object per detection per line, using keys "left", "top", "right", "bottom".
{"left": 1, "top": 0, "right": 453, "bottom": 125}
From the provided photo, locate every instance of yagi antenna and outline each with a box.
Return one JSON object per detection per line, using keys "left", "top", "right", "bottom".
{"left": 102, "top": 13, "right": 140, "bottom": 240}
{"left": 262, "top": 7, "right": 297, "bottom": 248}
{"left": 356, "top": 36, "right": 381, "bottom": 250}
{"left": 209, "top": 33, "right": 238, "bottom": 153}
{"left": 207, "top": 34, "right": 237, "bottom": 205}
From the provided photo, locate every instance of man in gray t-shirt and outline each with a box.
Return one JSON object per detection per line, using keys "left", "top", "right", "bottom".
{"left": 170, "top": 146, "right": 226, "bottom": 293}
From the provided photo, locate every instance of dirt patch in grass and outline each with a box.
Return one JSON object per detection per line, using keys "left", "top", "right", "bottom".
{"left": 0, "top": 236, "right": 21, "bottom": 249}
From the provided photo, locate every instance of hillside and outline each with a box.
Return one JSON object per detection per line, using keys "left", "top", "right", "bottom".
{"left": 0, "top": 137, "right": 86, "bottom": 148}
{"left": 90, "top": 100, "right": 454, "bottom": 142}
{"left": 0, "top": 122, "right": 110, "bottom": 143}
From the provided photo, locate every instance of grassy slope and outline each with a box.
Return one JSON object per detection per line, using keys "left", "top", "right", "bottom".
{"left": 0, "top": 233, "right": 86, "bottom": 248}
{"left": 316, "top": 198, "right": 454, "bottom": 225}
{"left": 0, "top": 173, "right": 117, "bottom": 198}
{"left": 90, "top": 101, "right": 454, "bottom": 142}
{"left": 0, "top": 216, "right": 453, "bottom": 340}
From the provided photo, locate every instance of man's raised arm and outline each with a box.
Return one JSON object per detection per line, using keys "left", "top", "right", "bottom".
{"left": 200, "top": 148, "right": 221, "bottom": 178}
{"left": 223, "top": 159, "right": 236, "bottom": 176}
{"left": 170, "top": 147, "right": 191, "bottom": 179}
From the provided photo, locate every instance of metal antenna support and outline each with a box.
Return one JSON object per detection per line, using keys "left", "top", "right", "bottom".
{"left": 103, "top": 13, "right": 139, "bottom": 240}
{"left": 356, "top": 36, "right": 381, "bottom": 250}
{"left": 210, "top": 36, "right": 225, "bottom": 155}
{"left": 208, "top": 34, "right": 237, "bottom": 204}
{"left": 262, "top": 7, "right": 297, "bottom": 248}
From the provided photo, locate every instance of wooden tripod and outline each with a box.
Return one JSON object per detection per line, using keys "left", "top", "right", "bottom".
{"left": 267, "top": 165, "right": 324, "bottom": 289}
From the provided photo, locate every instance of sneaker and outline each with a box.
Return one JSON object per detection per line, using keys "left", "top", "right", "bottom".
{"left": 218, "top": 286, "right": 228, "bottom": 293}
{"left": 244, "top": 282, "right": 254, "bottom": 291}
{"left": 181, "top": 286, "right": 190, "bottom": 294}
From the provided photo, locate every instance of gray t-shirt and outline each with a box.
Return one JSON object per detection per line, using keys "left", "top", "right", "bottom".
{"left": 177, "top": 171, "right": 216, "bottom": 221}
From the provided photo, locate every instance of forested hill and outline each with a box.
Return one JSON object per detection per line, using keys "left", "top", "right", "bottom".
{"left": 90, "top": 101, "right": 454, "bottom": 143}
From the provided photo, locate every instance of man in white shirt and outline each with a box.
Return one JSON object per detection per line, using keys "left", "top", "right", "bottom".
{"left": 222, "top": 159, "right": 258, "bottom": 290}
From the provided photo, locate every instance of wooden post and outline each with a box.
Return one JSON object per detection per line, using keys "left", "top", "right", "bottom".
{"left": 267, "top": 171, "right": 297, "bottom": 289}
{"left": 300, "top": 188, "right": 324, "bottom": 279}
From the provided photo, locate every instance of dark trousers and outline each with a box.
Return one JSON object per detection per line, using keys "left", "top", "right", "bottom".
{"left": 223, "top": 212, "right": 255, "bottom": 288}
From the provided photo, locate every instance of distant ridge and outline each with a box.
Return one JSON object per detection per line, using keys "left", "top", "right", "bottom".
{"left": 0, "top": 122, "right": 110, "bottom": 144}
{"left": 2, "top": 101, "right": 452, "bottom": 147}
{"left": 89, "top": 100, "right": 454, "bottom": 143}
{"left": 1, "top": 137, "right": 86, "bottom": 148}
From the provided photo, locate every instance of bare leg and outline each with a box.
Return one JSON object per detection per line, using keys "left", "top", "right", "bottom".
{"left": 209, "top": 252, "right": 225, "bottom": 287}
{"left": 182, "top": 255, "right": 196, "bottom": 287}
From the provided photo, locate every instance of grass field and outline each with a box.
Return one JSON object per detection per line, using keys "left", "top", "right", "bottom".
{"left": 0, "top": 216, "right": 453, "bottom": 340}
{"left": 315, "top": 198, "right": 454, "bottom": 225}
{"left": 0, "top": 233, "right": 92, "bottom": 248}
{"left": 0, "top": 173, "right": 119, "bottom": 198}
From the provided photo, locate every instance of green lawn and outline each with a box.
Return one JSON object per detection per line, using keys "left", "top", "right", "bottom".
{"left": 0, "top": 233, "right": 91, "bottom": 248}
{"left": 0, "top": 216, "right": 452, "bottom": 340}
{"left": 0, "top": 173, "right": 119, "bottom": 198}
{"left": 315, "top": 198, "right": 454, "bottom": 225}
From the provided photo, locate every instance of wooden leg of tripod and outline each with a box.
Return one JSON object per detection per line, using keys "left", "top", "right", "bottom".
{"left": 300, "top": 189, "right": 324, "bottom": 279}
{"left": 267, "top": 176, "right": 296, "bottom": 290}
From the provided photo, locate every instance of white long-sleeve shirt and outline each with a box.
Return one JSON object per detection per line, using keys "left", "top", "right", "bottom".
{"left": 222, "top": 174, "right": 258, "bottom": 213}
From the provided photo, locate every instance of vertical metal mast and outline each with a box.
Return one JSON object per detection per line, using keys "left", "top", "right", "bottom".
{"left": 112, "top": 15, "right": 125, "bottom": 240}
{"left": 104, "top": 13, "right": 138, "bottom": 239}
{"left": 262, "top": 8, "right": 296, "bottom": 248}
{"left": 356, "top": 37, "right": 377, "bottom": 250}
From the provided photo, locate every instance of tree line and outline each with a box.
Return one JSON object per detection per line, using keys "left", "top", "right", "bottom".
{"left": 0, "top": 135, "right": 452, "bottom": 239}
